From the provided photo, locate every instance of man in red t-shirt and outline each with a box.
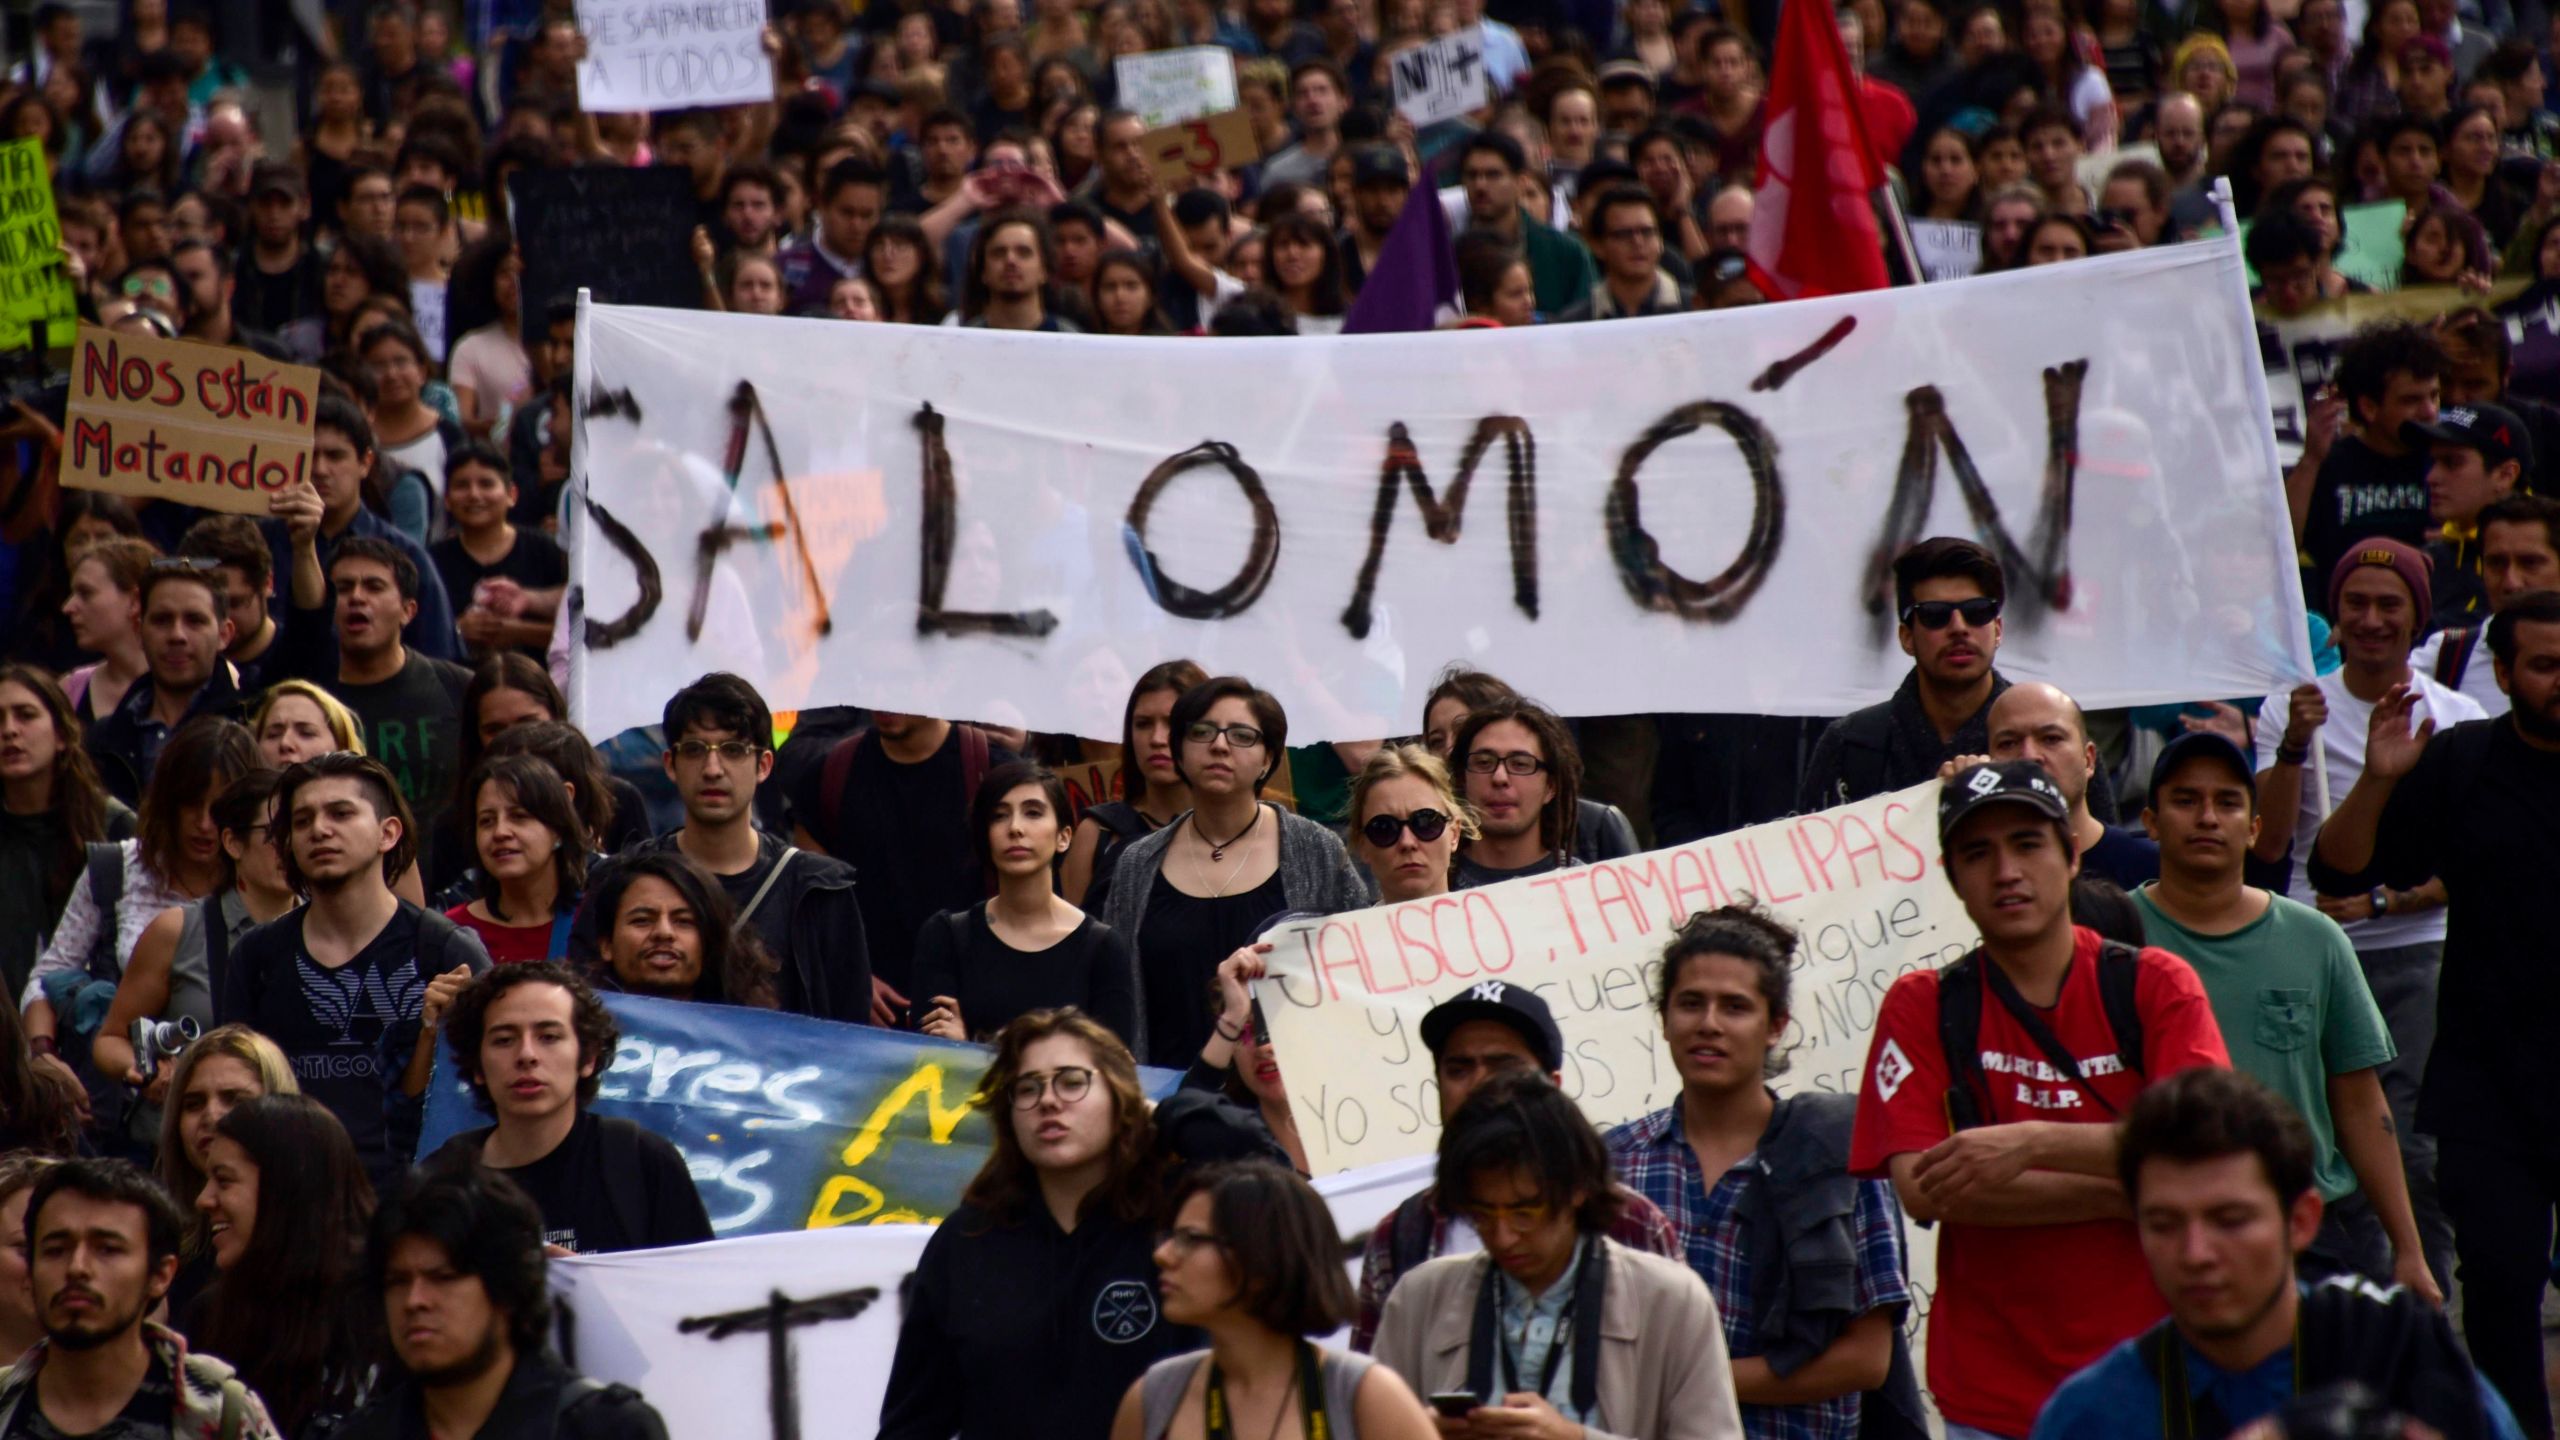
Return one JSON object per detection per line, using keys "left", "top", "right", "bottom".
{"left": 1849, "top": 761, "right": 2230, "bottom": 1439}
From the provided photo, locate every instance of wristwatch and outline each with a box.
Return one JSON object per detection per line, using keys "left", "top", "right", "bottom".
{"left": 2370, "top": 886, "right": 2391, "bottom": 917}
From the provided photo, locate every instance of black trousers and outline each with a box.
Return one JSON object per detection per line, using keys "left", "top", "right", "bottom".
{"left": 2437, "top": 1130, "right": 2560, "bottom": 1440}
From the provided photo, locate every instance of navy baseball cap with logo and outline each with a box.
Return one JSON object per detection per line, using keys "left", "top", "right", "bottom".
{"left": 1419, "top": 979, "right": 1563, "bottom": 1073}
{"left": 2407, "top": 403, "right": 2534, "bottom": 477}
{"left": 1937, "top": 759, "right": 2071, "bottom": 847}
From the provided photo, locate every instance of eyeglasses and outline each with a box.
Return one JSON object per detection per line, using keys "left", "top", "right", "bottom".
{"left": 1603, "top": 225, "right": 1661, "bottom": 243}
{"left": 669, "top": 739, "right": 759, "bottom": 764}
{"left": 1185, "top": 722, "right": 1265, "bottom": 750}
{"left": 1362, "top": 808, "right": 1452, "bottom": 847}
{"left": 1010, "top": 1066, "right": 1095, "bottom": 1109}
{"left": 1465, "top": 750, "right": 1550, "bottom": 777}
{"left": 1901, "top": 597, "right": 2002, "bottom": 630}
{"left": 1157, "top": 1225, "right": 1228, "bottom": 1258}
{"left": 1459, "top": 1198, "right": 1556, "bottom": 1230}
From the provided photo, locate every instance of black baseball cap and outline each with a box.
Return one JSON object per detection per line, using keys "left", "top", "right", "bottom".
{"left": 1351, "top": 144, "right": 1410, "bottom": 188}
{"left": 1418, "top": 980, "right": 1563, "bottom": 1073}
{"left": 2407, "top": 402, "right": 2534, "bottom": 476}
{"left": 1938, "top": 760, "right": 2071, "bottom": 847}
{"left": 2147, "top": 731, "right": 2257, "bottom": 807}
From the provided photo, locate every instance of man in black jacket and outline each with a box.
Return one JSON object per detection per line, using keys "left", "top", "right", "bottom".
{"left": 1798, "top": 537, "right": 2119, "bottom": 821}
{"left": 337, "top": 1160, "right": 670, "bottom": 1440}
{"left": 572, "top": 673, "right": 871, "bottom": 1024}
{"left": 87, "top": 562, "right": 251, "bottom": 805}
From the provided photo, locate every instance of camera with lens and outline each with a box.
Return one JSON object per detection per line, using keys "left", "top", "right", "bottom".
{"left": 129, "top": 1017, "right": 200, "bottom": 1083}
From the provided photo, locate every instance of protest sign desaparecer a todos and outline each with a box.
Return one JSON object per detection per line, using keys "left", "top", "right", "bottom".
{"left": 418, "top": 991, "right": 1180, "bottom": 1237}
{"left": 574, "top": 0, "right": 770, "bottom": 111}
{"left": 0, "top": 138, "right": 76, "bottom": 351}
{"left": 1253, "top": 782, "right": 1975, "bottom": 1175}
{"left": 569, "top": 240, "right": 2313, "bottom": 743}
{"left": 61, "top": 326, "right": 320, "bottom": 515}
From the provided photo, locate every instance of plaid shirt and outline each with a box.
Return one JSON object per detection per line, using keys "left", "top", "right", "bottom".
{"left": 1351, "top": 1183, "right": 1681, "bottom": 1353}
{"left": 1607, "top": 1101, "right": 1911, "bottom": 1440}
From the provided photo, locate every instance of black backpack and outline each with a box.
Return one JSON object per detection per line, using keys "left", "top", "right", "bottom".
{"left": 1937, "top": 940, "right": 2146, "bottom": 1130}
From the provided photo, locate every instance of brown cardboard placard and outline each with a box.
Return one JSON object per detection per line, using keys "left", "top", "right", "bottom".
{"left": 1139, "top": 109, "right": 1261, "bottom": 189}
{"left": 62, "top": 325, "right": 322, "bottom": 515}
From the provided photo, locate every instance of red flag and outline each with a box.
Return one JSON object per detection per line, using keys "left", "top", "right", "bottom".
{"left": 1748, "top": 0, "right": 1889, "bottom": 300}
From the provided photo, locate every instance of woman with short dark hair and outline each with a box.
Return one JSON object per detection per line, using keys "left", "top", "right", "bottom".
{"left": 1113, "top": 1162, "right": 1440, "bottom": 1440}
{"left": 1100, "top": 677, "right": 1368, "bottom": 1064}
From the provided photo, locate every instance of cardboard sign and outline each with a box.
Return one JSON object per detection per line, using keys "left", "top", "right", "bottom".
{"left": 510, "top": 167, "right": 702, "bottom": 317}
{"left": 0, "top": 138, "right": 76, "bottom": 351}
{"left": 1113, "top": 46, "right": 1237, "bottom": 128}
{"left": 62, "top": 327, "right": 320, "bottom": 514}
{"left": 1056, "top": 754, "right": 1125, "bottom": 826}
{"left": 575, "top": 0, "right": 771, "bottom": 111}
{"left": 1253, "top": 783, "right": 1975, "bottom": 1174}
{"left": 1392, "top": 29, "right": 1490, "bottom": 127}
{"left": 1140, "top": 109, "right": 1261, "bottom": 189}
{"left": 1908, "top": 218, "right": 1980, "bottom": 282}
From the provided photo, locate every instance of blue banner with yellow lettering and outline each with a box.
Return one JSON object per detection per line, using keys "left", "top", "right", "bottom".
{"left": 418, "top": 993, "right": 1178, "bottom": 1237}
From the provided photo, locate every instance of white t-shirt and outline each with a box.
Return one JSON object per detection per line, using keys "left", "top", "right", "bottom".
{"left": 2408, "top": 628, "right": 2508, "bottom": 717}
{"left": 2253, "top": 667, "right": 2487, "bottom": 950}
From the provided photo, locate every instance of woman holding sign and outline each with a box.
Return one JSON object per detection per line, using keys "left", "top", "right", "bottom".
{"left": 1102, "top": 677, "right": 1368, "bottom": 1064}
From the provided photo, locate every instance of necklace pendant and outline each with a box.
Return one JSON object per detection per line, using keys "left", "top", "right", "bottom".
{"left": 1210, "top": 845, "right": 1226, "bottom": 862}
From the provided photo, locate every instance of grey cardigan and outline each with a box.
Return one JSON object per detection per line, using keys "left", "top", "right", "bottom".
{"left": 1102, "top": 805, "right": 1370, "bottom": 1062}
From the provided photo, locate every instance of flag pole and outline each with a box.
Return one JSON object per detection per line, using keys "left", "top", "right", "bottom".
{"left": 1877, "top": 178, "right": 1925, "bottom": 284}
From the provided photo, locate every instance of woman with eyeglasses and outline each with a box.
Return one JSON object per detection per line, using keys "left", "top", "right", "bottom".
{"left": 1101, "top": 677, "right": 1368, "bottom": 1065}
{"left": 913, "top": 761, "right": 1139, "bottom": 1048}
{"left": 882, "top": 1009, "right": 1203, "bottom": 1440}
{"left": 1113, "top": 1161, "right": 1440, "bottom": 1440}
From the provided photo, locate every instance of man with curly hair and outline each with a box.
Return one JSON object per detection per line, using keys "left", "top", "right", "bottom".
{"left": 426, "top": 962, "right": 711, "bottom": 1255}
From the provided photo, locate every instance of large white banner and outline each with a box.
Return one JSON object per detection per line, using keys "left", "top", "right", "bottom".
{"left": 568, "top": 241, "right": 2312, "bottom": 742}
{"left": 550, "top": 1157, "right": 1435, "bottom": 1440}
{"left": 1253, "top": 783, "right": 1973, "bottom": 1176}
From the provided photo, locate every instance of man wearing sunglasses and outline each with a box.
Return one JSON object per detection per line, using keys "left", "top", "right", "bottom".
{"left": 1350, "top": 983, "right": 1679, "bottom": 1353}
{"left": 574, "top": 672, "right": 871, "bottom": 1024}
{"left": 1802, "top": 538, "right": 2103, "bottom": 819}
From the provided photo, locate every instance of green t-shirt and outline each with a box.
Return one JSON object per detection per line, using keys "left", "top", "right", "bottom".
{"left": 2131, "top": 887, "right": 2396, "bottom": 1200}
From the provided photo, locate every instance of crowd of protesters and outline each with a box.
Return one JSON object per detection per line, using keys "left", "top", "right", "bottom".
{"left": 3, "top": 0, "right": 2560, "bottom": 1431}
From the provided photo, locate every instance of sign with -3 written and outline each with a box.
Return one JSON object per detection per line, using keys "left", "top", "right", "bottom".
{"left": 1392, "top": 29, "right": 1489, "bottom": 127}
{"left": 575, "top": 0, "right": 771, "bottom": 111}
{"left": 0, "top": 138, "right": 75, "bottom": 351}
{"left": 1251, "top": 783, "right": 1979, "bottom": 1175}
{"left": 1140, "top": 109, "right": 1261, "bottom": 188}
{"left": 418, "top": 991, "right": 1181, "bottom": 1237}
{"left": 62, "top": 326, "right": 319, "bottom": 515}
{"left": 1114, "top": 45, "right": 1237, "bottom": 128}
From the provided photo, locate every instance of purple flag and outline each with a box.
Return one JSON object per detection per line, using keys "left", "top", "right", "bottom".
{"left": 1341, "top": 175, "right": 1458, "bottom": 334}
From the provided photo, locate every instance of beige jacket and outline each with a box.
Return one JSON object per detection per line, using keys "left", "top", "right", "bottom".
{"left": 1367, "top": 1237, "right": 1745, "bottom": 1440}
